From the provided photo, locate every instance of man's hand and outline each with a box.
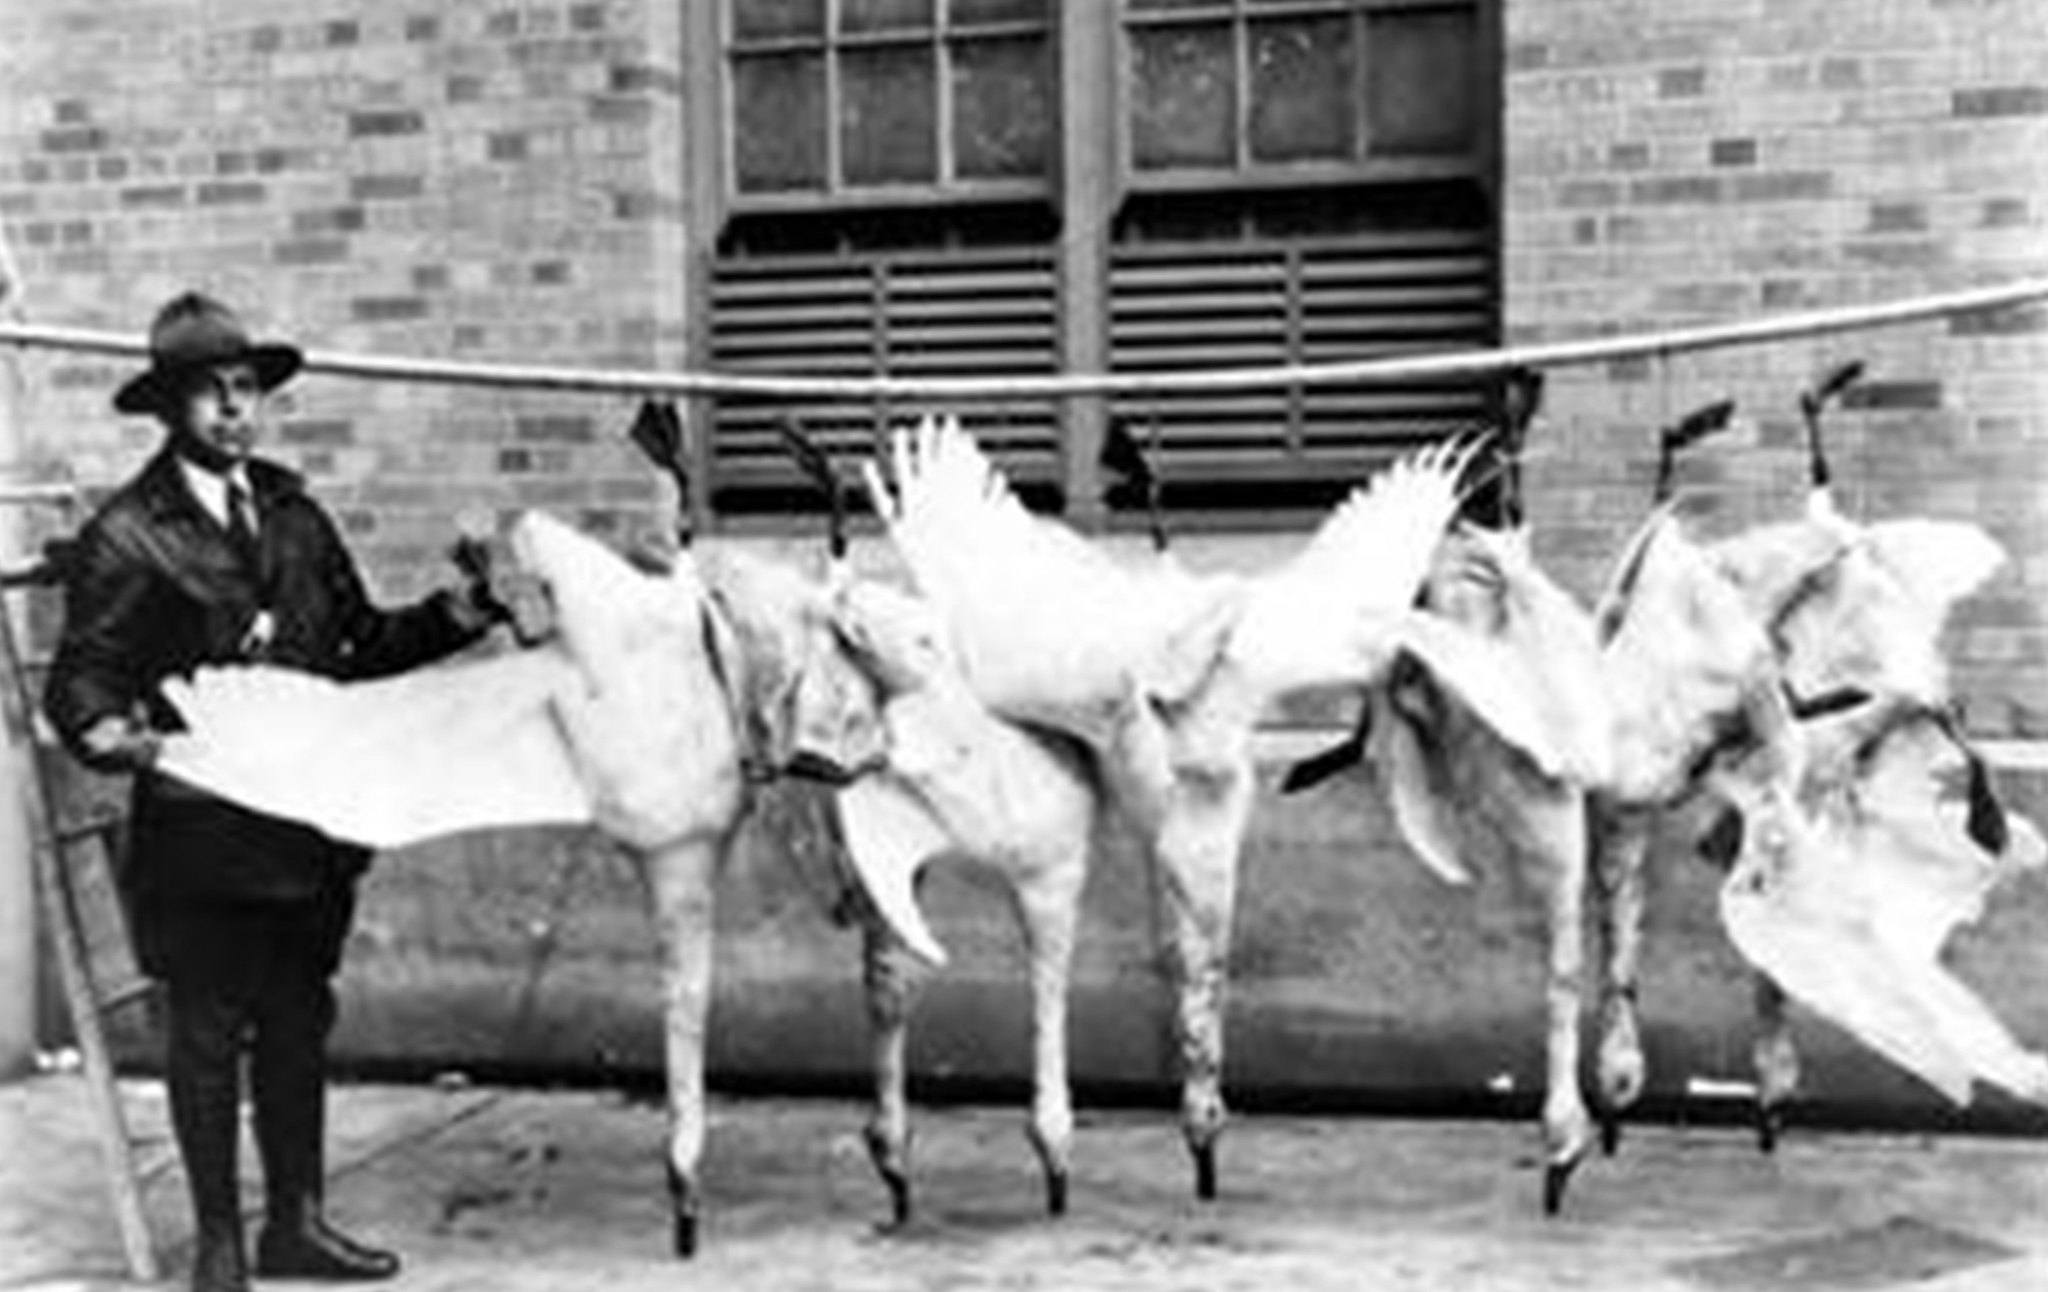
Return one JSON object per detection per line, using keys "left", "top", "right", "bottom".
{"left": 446, "top": 535, "right": 554, "bottom": 644}
{"left": 80, "top": 713, "right": 161, "bottom": 773}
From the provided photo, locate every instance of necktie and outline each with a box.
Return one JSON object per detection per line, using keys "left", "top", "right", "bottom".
{"left": 226, "top": 480, "right": 261, "bottom": 569}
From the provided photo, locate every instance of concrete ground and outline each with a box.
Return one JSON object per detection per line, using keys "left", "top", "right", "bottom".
{"left": 5, "top": 1073, "right": 2048, "bottom": 1292}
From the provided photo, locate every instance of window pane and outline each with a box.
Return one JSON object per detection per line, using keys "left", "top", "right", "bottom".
{"left": 949, "top": 0, "right": 1047, "bottom": 26}
{"left": 842, "top": 46, "right": 939, "bottom": 185}
{"left": 1367, "top": 7, "right": 1477, "bottom": 155}
{"left": 1250, "top": 16, "right": 1355, "bottom": 163}
{"left": 733, "top": 0, "right": 825, "bottom": 41}
{"left": 841, "top": 0, "right": 932, "bottom": 34}
{"left": 733, "top": 53, "right": 828, "bottom": 191}
{"left": 1130, "top": 24, "right": 1236, "bottom": 170}
{"left": 953, "top": 36, "right": 1052, "bottom": 179}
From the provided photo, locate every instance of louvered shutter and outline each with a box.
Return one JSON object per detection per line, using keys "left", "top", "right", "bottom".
{"left": 1108, "top": 227, "right": 1494, "bottom": 506}
{"left": 709, "top": 247, "right": 1062, "bottom": 510}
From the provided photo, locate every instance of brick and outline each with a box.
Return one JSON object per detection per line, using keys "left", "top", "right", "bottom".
{"left": 448, "top": 76, "right": 486, "bottom": 103}
{"left": 1819, "top": 58, "right": 1862, "bottom": 90}
{"left": 1558, "top": 179, "right": 1620, "bottom": 207}
{"left": 406, "top": 15, "right": 440, "bottom": 41}
{"left": 1608, "top": 142, "right": 1650, "bottom": 170}
{"left": 351, "top": 296, "right": 430, "bottom": 322}
{"left": 52, "top": 99, "right": 91, "bottom": 125}
{"left": 273, "top": 237, "right": 351, "bottom": 265}
{"left": 497, "top": 447, "right": 534, "bottom": 473}
{"left": 412, "top": 264, "right": 449, "bottom": 291}
{"left": 1949, "top": 304, "right": 2048, "bottom": 337}
{"left": 516, "top": 414, "right": 595, "bottom": 443}
{"left": 1630, "top": 175, "right": 1721, "bottom": 204}
{"left": 351, "top": 173, "right": 425, "bottom": 200}
{"left": 119, "top": 183, "right": 185, "bottom": 208}
{"left": 197, "top": 180, "right": 265, "bottom": 204}
{"left": 486, "top": 11, "right": 520, "bottom": 38}
{"left": 349, "top": 110, "right": 425, "bottom": 138}
{"left": 1708, "top": 137, "right": 1755, "bottom": 167}
{"left": 40, "top": 126, "right": 106, "bottom": 153}
{"left": 280, "top": 418, "right": 355, "bottom": 445}
{"left": 488, "top": 132, "right": 529, "bottom": 161}
{"left": 250, "top": 25, "right": 281, "bottom": 53}
{"left": 292, "top": 206, "right": 366, "bottom": 234}
{"left": 1657, "top": 66, "right": 1706, "bottom": 98}
{"left": 216, "top": 151, "right": 250, "bottom": 175}
{"left": 1731, "top": 171, "right": 1832, "bottom": 202}
{"left": 1867, "top": 200, "right": 1925, "bottom": 233}
{"left": 254, "top": 148, "right": 295, "bottom": 173}
{"left": 1844, "top": 239, "right": 1943, "bottom": 269}
{"left": 609, "top": 64, "right": 682, "bottom": 96}
{"left": 95, "top": 155, "right": 128, "bottom": 181}
{"left": 325, "top": 20, "right": 360, "bottom": 46}
{"left": 588, "top": 96, "right": 654, "bottom": 125}
{"left": 1952, "top": 86, "right": 2048, "bottom": 118}
{"left": 1843, "top": 381, "right": 1942, "bottom": 411}
{"left": 1981, "top": 198, "right": 2029, "bottom": 228}
{"left": 570, "top": 4, "right": 607, "bottom": 33}
{"left": 532, "top": 260, "right": 571, "bottom": 286}
{"left": 1506, "top": 42, "right": 1547, "bottom": 73}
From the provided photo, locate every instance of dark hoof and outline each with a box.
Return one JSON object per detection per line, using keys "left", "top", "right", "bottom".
{"left": 1756, "top": 1103, "right": 1785, "bottom": 1155}
{"left": 1193, "top": 1143, "right": 1218, "bottom": 1202}
{"left": 1542, "top": 1159, "right": 1579, "bottom": 1217}
{"left": 884, "top": 1170, "right": 912, "bottom": 1228}
{"left": 1599, "top": 1114, "right": 1622, "bottom": 1158}
{"left": 1046, "top": 1169, "right": 1068, "bottom": 1218}
{"left": 666, "top": 1161, "right": 697, "bottom": 1259}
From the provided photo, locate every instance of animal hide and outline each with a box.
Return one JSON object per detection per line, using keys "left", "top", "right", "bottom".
{"left": 1720, "top": 713, "right": 2048, "bottom": 1105}
{"left": 157, "top": 648, "right": 593, "bottom": 850}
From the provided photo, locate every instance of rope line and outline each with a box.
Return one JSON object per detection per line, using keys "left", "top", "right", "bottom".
{"left": 1, "top": 277, "right": 2044, "bottom": 402}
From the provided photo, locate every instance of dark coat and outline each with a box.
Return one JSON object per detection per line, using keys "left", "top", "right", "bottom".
{"left": 44, "top": 448, "right": 482, "bottom": 923}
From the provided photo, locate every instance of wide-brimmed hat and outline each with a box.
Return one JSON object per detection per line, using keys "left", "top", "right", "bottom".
{"left": 113, "top": 291, "right": 303, "bottom": 415}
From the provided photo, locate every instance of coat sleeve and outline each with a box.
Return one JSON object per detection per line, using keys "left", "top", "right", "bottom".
{"left": 313, "top": 506, "right": 486, "bottom": 680}
{"left": 42, "top": 515, "right": 171, "bottom": 769}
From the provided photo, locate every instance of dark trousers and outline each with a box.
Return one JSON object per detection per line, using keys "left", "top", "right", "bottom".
{"left": 159, "top": 890, "right": 355, "bottom": 1235}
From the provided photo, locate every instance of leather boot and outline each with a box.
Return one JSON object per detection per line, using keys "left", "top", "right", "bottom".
{"left": 166, "top": 991, "right": 250, "bottom": 1292}
{"left": 250, "top": 995, "right": 398, "bottom": 1281}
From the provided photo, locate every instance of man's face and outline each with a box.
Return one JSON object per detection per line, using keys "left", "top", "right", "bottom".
{"left": 167, "top": 361, "right": 263, "bottom": 470}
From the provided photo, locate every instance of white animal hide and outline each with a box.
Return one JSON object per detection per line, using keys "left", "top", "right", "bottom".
{"left": 157, "top": 648, "right": 593, "bottom": 850}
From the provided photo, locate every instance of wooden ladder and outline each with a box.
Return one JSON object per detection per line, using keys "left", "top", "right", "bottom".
{"left": 1, "top": 524, "right": 163, "bottom": 1284}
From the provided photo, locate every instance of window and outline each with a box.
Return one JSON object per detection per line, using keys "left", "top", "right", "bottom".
{"left": 1125, "top": 0, "right": 1482, "bottom": 181}
{"left": 691, "top": 1, "right": 1499, "bottom": 522}
{"left": 727, "top": 0, "right": 1056, "bottom": 204}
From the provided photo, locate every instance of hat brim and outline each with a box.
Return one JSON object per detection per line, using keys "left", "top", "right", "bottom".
{"left": 113, "top": 342, "right": 303, "bottom": 414}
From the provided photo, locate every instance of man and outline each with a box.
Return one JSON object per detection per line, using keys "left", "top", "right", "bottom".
{"left": 44, "top": 292, "right": 503, "bottom": 1291}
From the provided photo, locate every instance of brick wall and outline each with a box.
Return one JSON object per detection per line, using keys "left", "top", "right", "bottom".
{"left": 1505, "top": 0, "right": 2048, "bottom": 735}
{"left": 0, "top": 0, "right": 687, "bottom": 599}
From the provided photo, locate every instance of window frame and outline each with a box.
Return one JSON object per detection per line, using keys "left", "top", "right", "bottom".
{"left": 721, "top": 0, "right": 1060, "bottom": 213}
{"left": 1118, "top": 0, "right": 1487, "bottom": 195}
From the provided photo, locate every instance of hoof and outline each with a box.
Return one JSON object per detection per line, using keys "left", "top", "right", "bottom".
{"left": 884, "top": 1170, "right": 912, "bottom": 1228}
{"left": 1598, "top": 1114, "right": 1622, "bottom": 1158}
{"left": 1046, "top": 1169, "right": 1068, "bottom": 1218}
{"left": 1193, "top": 1142, "right": 1218, "bottom": 1202}
{"left": 1756, "top": 1103, "right": 1785, "bottom": 1155}
{"left": 665, "top": 1162, "right": 698, "bottom": 1259}
{"left": 1542, "top": 1158, "right": 1580, "bottom": 1217}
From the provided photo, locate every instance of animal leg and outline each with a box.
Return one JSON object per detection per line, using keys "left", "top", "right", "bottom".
{"left": 1015, "top": 859, "right": 1086, "bottom": 1217}
{"left": 638, "top": 837, "right": 723, "bottom": 1259}
{"left": 1150, "top": 762, "right": 1252, "bottom": 1202}
{"left": 1752, "top": 973, "right": 1799, "bottom": 1153}
{"left": 861, "top": 920, "right": 925, "bottom": 1227}
{"left": 1590, "top": 806, "right": 1650, "bottom": 1155}
{"left": 1530, "top": 795, "right": 1596, "bottom": 1216}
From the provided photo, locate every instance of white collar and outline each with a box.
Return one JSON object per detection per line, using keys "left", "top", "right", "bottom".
{"left": 177, "top": 458, "right": 256, "bottom": 528}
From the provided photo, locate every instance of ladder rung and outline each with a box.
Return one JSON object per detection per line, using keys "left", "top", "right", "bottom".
{"left": 97, "top": 977, "right": 158, "bottom": 1014}
{"left": 54, "top": 818, "right": 123, "bottom": 847}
